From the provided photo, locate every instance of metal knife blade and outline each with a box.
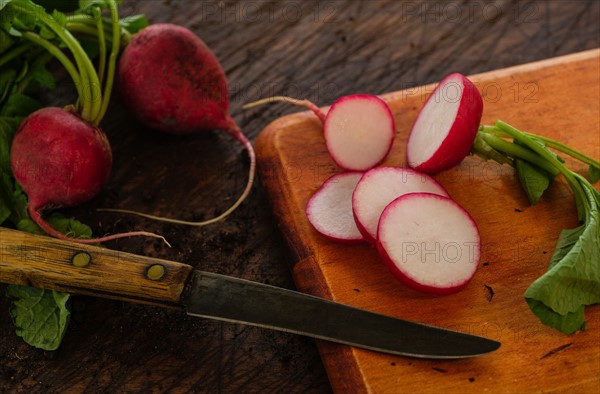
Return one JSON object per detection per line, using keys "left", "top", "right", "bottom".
{"left": 0, "top": 227, "right": 500, "bottom": 358}
{"left": 184, "top": 271, "right": 499, "bottom": 358}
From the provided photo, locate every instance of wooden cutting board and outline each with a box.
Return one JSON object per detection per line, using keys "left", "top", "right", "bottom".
{"left": 254, "top": 49, "right": 600, "bottom": 393}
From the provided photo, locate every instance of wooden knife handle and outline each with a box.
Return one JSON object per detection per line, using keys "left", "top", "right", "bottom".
{"left": 0, "top": 227, "right": 193, "bottom": 308}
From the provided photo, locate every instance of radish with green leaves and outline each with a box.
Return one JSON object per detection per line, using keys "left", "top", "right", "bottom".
{"left": 244, "top": 94, "right": 395, "bottom": 171}
{"left": 6, "top": 0, "right": 165, "bottom": 244}
{"left": 107, "top": 23, "right": 255, "bottom": 226}
{"left": 352, "top": 167, "right": 449, "bottom": 246}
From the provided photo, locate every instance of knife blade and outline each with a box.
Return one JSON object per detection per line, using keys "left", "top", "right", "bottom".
{"left": 0, "top": 227, "right": 500, "bottom": 358}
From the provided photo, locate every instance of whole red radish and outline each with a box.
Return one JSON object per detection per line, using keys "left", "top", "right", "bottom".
{"left": 115, "top": 23, "right": 255, "bottom": 225}
{"left": 10, "top": 108, "right": 163, "bottom": 243}
{"left": 376, "top": 193, "right": 481, "bottom": 295}
{"left": 406, "top": 73, "right": 483, "bottom": 173}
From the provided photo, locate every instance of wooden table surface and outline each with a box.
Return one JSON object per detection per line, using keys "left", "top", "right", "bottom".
{"left": 1, "top": 1, "right": 599, "bottom": 393}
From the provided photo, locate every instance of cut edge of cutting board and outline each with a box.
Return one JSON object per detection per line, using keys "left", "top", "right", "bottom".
{"left": 254, "top": 48, "right": 600, "bottom": 393}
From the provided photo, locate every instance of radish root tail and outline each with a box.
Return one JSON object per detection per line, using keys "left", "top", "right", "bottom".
{"left": 99, "top": 122, "right": 256, "bottom": 227}
{"left": 28, "top": 205, "right": 171, "bottom": 246}
{"left": 242, "top": 96, "right": 326, "bottom": 123}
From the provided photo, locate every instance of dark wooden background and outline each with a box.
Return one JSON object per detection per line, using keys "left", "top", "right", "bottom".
{"left": 1, "top": 1, "right": 598, "bottom": 392}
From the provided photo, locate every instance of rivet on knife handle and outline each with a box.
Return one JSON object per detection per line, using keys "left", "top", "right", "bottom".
{"left": 0, "top": 227, "right": 192, "bottom": 308}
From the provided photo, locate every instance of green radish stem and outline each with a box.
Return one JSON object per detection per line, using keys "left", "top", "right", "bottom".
{"left": 66, "top": 13, "right": 133, "bottom": 44}
{"left": 20, "top": 32, "right": 83, "bottom": 102}
{"left": 243, "top": 96, "right": 327, "bottom": 123}
{"left": 15, "top": 52, "right": 53, "bottom": 94}
{"left": 93, "top": 0, "right": 120, "bottom": 125}
{"left": 93, "top": 7, "right": 107, "bottom": 86}
{"left": 480, "top": 125, "right": 599, "bottom": 170}
{"left": 494, "top": 120, "right": 590, "bottom": 219}
{"left": 477, "top": 132, "right": 560, "bottom": 176}
{"left": 10, "top": 1, "right": 102, "bottom": 122}
{"left": 0, "top": 43, "right": 32, "bottom": 67}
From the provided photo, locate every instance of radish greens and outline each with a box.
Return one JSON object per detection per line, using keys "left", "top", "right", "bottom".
{"left": 474, "top": 120, "right": 600, "bottom": 333}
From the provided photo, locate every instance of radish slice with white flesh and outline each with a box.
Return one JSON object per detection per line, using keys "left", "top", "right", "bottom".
{"left": 325, "top": 94, "right": 395, "bottom": 171}
{"left": 306, "top": 172, "right": 365, "bottom": 243}
{"left": 406, "top": 73, "right": 483, "bottom": 173}
{"left": 376, "top": 193, "right": 481, "bottom": 295}
{"left": 352, "top": 167, "right": 449, "bottom": 246}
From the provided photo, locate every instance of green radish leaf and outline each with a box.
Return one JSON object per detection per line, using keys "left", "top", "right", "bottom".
{"left": 37, "top": 0, "right": 79, "bottom": 13}
{"left": 525, "top": 298, "right": 585, "bottom": 334}
{"left": 119, "top": 15, "right": 148, "bottom": 34}
{"left": 18, "top": 214, "right": 93, "bottom": 239}
{"left": 590, "top": 165, "right": 600, "bottom": 183}
{"left": 78, "top": 36, "right": 99, "bottom": 59}
{"left": 0, "top": 69, "right": 17, "bottom": 102}
{"left": 0, "top": 0, "right": 14, "bottom": 11}
{"left": 0, "top": 117, "right": 15, "bottom": 173}
{"left": 0, "top": 29, "right": 15, "bottom": 52}
{"left": 50, "top": 9, "right": 66, "bottom": 26}
{"left": 0, "top": 92, "right": 40, "bottom": 116}
{"left": 30, "top": 61, "right": 55, "bottom": 88}
{"left": 0, "top": 172, "right": 17, "bottom": 225}
{"left": 0, "top": 197, "right": 9, "bottom": 224}
{"left": 39, "top": 24, "right": 55, "bottom": 39}
{"left": 525, "top": 182, "right": 600, "bottom": 333}
{"left": 516, "top": 158, "right": 553, "bottom": 205}
{"left": 6, "top": 285, "right": 71, "bottom": 351}
{"left": 7, "top": 215, "right": 92, "bottom": 350}
{"left": 78, "top": 0, "right": 109, "bottom": 13}
{"left": 0, "top": 171, "right": 10, "bottom": 224}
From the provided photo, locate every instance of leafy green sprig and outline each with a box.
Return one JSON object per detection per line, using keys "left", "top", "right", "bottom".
{"left": 473, "top": 120, "right": 600, "bottom": 333}
{"left": 0, "top": 0, "right": 147, "bottom": 350}
{"left": 0, "top": 0, "right": 122, "bottom": 124}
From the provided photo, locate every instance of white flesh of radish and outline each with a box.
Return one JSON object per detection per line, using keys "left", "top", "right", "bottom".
{"left": 377, "top": 193, "right": 480, "bottom": 294}
{"left": 407, "top": 74, "right": 463, "bottom": 168}
{"left": 324, "top": 95, "right": 395, "bottom": 171}
{"left": 352, "top": 167, "right": 449, "bottom": 245}
{"left": 306, "top": 172, "right": 364, "bottom": 243}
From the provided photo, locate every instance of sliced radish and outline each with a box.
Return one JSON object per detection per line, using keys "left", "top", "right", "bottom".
{"left": 306, "top": 172, "right": 364, "bottom": 243}
{"left": 324, "top": 94, "right": 395, "bottom": 171}
{"left": 406, "top": 73, "right": 483, "bottom": 173}
{"left": 352, "top": 167, "right": 449, "bottom": 246}
{"left": 244, "top": 94, "right": 395, "bottom": 171}
{"left": 376, "top": 193, "right": 480, "bottom": 295}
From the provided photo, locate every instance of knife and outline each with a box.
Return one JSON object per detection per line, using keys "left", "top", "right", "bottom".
{"left": 0, "top": 227, "right": 500, "bottom": 358}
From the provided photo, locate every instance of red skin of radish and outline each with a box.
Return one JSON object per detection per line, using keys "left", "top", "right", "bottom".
{"left": 11, "top": 107, "right": 112, "bottom": 211}
{"left": 376, "top": 193, "right": 481, "bottom": 295}
{"left": 10, "top": 108, "right": 164, "bottom": 244}
{"left": 119, "top": 23, "right": 231, "bottom": 134}
{"left": 406, "top": 73, "right": 483, "bottom": 174}
{"left": 10, "top": 108, "right": 102, "bottom": 238}
{"left": 117, "top": 23, "right": 255, "bottom": 225}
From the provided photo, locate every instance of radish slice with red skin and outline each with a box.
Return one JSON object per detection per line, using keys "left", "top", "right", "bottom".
{"left": 306, "top": 172, "right": 365, "bottom": 243}
{"left": 352, "top": 167, "right": 449, "bottom": 246}
{"left": 324, "top": 94, "right": 395, "bottom": 171}
{"left": 376, "top": 193, "right": 481, "bottom": 295}
{"left": 406, "top": 73, "right": 483, "bottom": 173}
